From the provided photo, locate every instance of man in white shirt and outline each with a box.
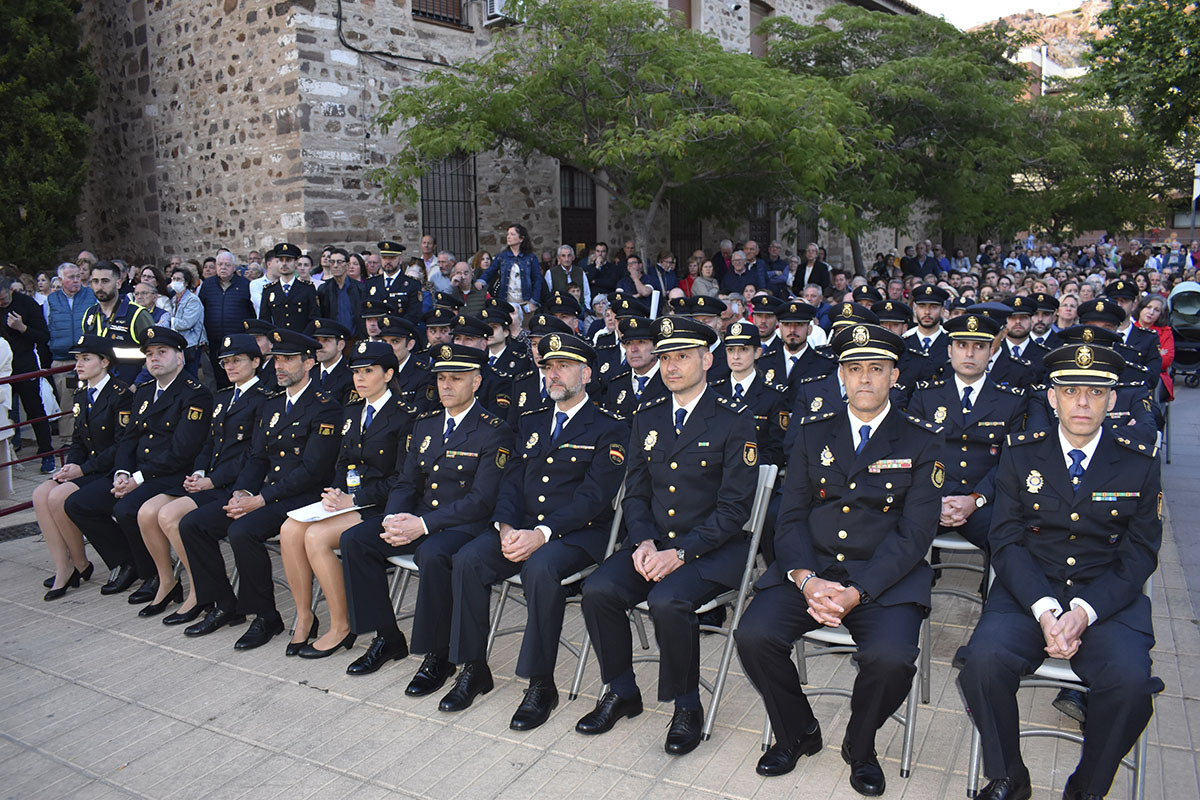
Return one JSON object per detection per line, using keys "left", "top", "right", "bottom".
{"left": 249, "top": 253, "right": 280, "bottom": 316}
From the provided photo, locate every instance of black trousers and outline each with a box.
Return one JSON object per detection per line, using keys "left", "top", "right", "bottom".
{"left": 64, "top": 474, "right": 182, "bottom": 578}
{"left": 450, "top": 532, "right": 595, "bottom": 677}
{"left": 580, "top": 548, "right": 724, "bottom": 703}
{"left": 178, "top": 494, "right": 307, "bottom": 616}
{"left": 12, "top": 377, "right": 52, "bottom": 454}
{"left": 734, "top": 582, "right": 923, "bottom": 760}
{"left": 339, "top": 515, "right": 475, "bottom": 654}
{"left": 956, "top": 588, "right": 1160, "bottom": 796}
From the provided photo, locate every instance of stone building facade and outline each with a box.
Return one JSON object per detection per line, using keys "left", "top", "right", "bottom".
{"left": 76, "top": 0, "right": 922, "bottom": 270}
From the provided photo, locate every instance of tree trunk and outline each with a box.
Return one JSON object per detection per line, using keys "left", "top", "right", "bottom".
{"left": 848, "top": 232, "right": 865, "bottom": 276}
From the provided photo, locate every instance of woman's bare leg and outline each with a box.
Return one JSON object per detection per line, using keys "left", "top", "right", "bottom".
{"left": 279, "top": 517, "right": 315, "bottom": 643}
{"left": 158, "top": 496, "right": 200, "bottom": 611}
{"left": 138, "top": 494, "right": 179, "bottom": 602}
{"left": 305, "top": 513, "right": 360, "bottom": 650}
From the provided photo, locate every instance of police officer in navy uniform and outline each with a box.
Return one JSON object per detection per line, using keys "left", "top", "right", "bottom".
{"left": 1106, "top": 279, "right": 1162, "bottom": 387}
{"left": 364, "top": 240, "right": 423, "bottom": 325}
{"left": 482, "top": 305, "right": 533, "bottom": 377}
{"left": 759, "top": 300, "right": 837, "bottom": 396}
{"left": 307, "top": 318, "right": 354, "bottom": 405}
{"left": 1030, "top": 291, "right": 1059, "bottom": 348}
{"left": 904, "top": 285, "right": 950, "bottom": 363}
{"left": 446, "top": 333, "right": 628, "bottom": 728}
{"left": 507, "top": 314, "right": 574, "bottom": 424}
{"left": 576, "top": 316, "right": 758, "bottom": 757}
{"left": 363, "top": 298, "right": 398, "bottom": 342}
{"left": 907, "top": 313, "right": 1028, "bottom": 550}
{"left": 337, "top": 344, "right": 515, "bottom": 689}
{"left": 748, "top": 295, "right": 784, "bottom": 357}
{"left": 65, "top": 327, "right": 212, "bottom": 600}
{"left": 1025, "top": 325, "right": 1156, "bottom": 445}
{"left": 687, "top": 295, "right": 732, "bottom": 385}
{"left": 450, "top": 314, "right": 513, "bottom": 419}
{"left": 965, "top": 304, "right": 1038, "bottom": 389}
{"left": 259, "top": 243, "right": 321, "bottom": 332}
{"left": 243, "top": 318, "right": 280, "bottom": 392}
{"left": 376, "top": 315, "right": 436, "bottom": 413}
{"left": 179, "top": 329, "right": 342, "bottom": 650}
{"left": 593, "top": 295, "right": 649, "bottom": 386}
{"left": 735, "top": 323, "right": 944, "bottom": 795}
{"left": 601, "top": 316, "right": 668, "bottom": 418}
{"left": 871, "top": 299, "right": 936, "bottom": 393}
{"left": 710, "top": 321, "right": 789, "bottom": 468}
{"left": 956, "top": 344, "right": 1163, "bottom": 800}
{"left": 1001, "top": 295, "right": 1049, "bottom": 377}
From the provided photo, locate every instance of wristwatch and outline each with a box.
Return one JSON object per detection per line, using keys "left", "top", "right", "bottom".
{"left": 676, "top": 548, "right": 686, "bottom": 563}
{"left": 971, "top": 492, "right": 987, "bottom": 509}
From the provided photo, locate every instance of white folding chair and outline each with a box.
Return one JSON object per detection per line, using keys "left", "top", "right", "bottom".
{"left": 485, "top": 483, "right": 626, "bottom": 660}
{"left": 921, "top": 530, "right": 986, "bottom": 703}
{"left": 963, "top": 574, "right": 1154, "bottom": 800}
{"left": 569, "top": 463, "right": 779, "bottom": 741}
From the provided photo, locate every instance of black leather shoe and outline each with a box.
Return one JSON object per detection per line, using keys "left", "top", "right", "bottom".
{"left": 100, "top": 565, "right": 137, "bottom": 595}
{"left": 664, "top": 706, "right": 704, "bottom": 755}
{"left": 438, "top": 662, "right": 494, "bottom": 712}
{"left": 298, "top": 632, "right": 356, "bottom": 659}
{"left": 44, "top": 567, "right": 84, "bottom": 601}
{"left": 841, "top": 738, "right": 885, "bottom": 797}
{"left": 285, "top": 618, "right": 319, "bottom": 657}
{"left": 184, "top": 607, "right": 247, "bottom": 637}
{"left": 128, "top": 576, "right": 160, "bottom": 605}
{"left": 163, "top": 603, "right": 211, "bottom": 626}
{"left": 347, "top": 634, "right": 409, "bottom": 676}
{"left": 697, "top": 604, "right": 727, "bottom": 633}
{"left": 234, "top": 614, "right": 285, "bottom": 650}
{"left": 756, "top": 722, "right": 823, "bottom": 776}
{"left": 976, "top": 772, "right": 1032, "bottom": 800}
{"left": 1052, "top": 688, "right": 1088, "bottom": 726}
{"left": 1062, "top": 773, "right": 1101, "bottom": 800}
{"left": 138, "top": 582, "right": 183, "bottom": 617}
{"left": 405, "top": 653, "right": 455, "bottom": 695}
{"left": 45, "top": 562, "right": 93, "bottom": 589}
{"left": 575, "top": 690, "right": 643, "bottom": 735}
{"left": 510, "top": 682, "right": 559, "bottom": 731}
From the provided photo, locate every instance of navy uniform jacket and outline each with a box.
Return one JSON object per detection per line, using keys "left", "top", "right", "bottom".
{"left": 507, "top": 369, "right": 551, "bottom": 426}
{"left": 1003, "top": 339, "right": 1049, "bottom": 378}
{"left": 601, "top": 367, "right": 668, "bottom": 419}
{"left": 234, "top": 384, "right": 342, "bottom": 503}
{"left": 364, "top": 273, "right": 423, "bottom": 325}
{"left": 984, "top": 348, "right": 1037, "bottom": 388}
{"left": 311, "top": 358, "right": 354, "bottom": 406}
{"left": 906, "top": 378, "right": 1027, "bottom": 501}
{"left": 114, "top": 375, "right": 213, "bottom": 479}
{"left": 782, "top": 371, "right": 844, "bottom": 460}
{"left": 256, "top": 355, "right": 280, "bottom": 393}
{"left": 258, "top": 280, "right": 320, "bottom": 332}
{"left": 988, "top": 428, "right": 1161, "bottom": 633}
{"left": 707, "top": 341, "right": 731, "bottom": 384}
{"left": 903, "top": 329, "right": 949, "bottom": 365}
{"left": 1121, "top": 325, "right": 1163, "bottom": 387}
{"left": 392, "top": 356, "right": 437, "bottom": 414}
{"left": 759, "top": 346, "right": 838, "bottom": 398}
{"left": 194, "top": 381, "right": 273, "bottom": 489}
{"left": 896, "top": 345, "right": 936, "bottom": 390}
{"left": 488, "top": 342, "right": 534, "bottom": 379}
{"left": 478, "top": 365, "right": 514, "bottom": 421}
{"left": 66, "top": 378, "right": 133, "bottom": 476}
{"left": 765, "top": 408, "right": 944, "bottom": 607}
{"left": 709, "top": 372, "right": 790, "bottom": 467}
{"left": 333, "top": 395, "right": 417, "bottom": 508}
{"left": 1024, "top": 381, "right": 1157, "bottom": 446}
{"left": 385, "top": 403, "right": 516, "bottom": 535}
{"left": 623, "top": 390, "right": 758, "bottom": 587}
{"left": 495, "top": 402, "right": 629, "bottom": 563}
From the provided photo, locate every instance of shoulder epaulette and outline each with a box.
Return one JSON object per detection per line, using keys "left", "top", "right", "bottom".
{"left": 799, "top": 411, "right": 838, "bottom": 425}
{"left": 480, "top": 409, "right": 503, "bottom": 427}
{"left": 514, "top": 368, "right": 537, "bottom": 382}
{"left": 595, "top": 342, "right": 619, "bottom": 351}
{"left": 1006, "top": 429, "right": 1050, "bottom": 446}
{"left": 417, "top": 408, "right": 441, "bottom": 420}
{"left": 797, "top": 373, "right": 827, "bottom": 386}
{"left": 906, "top": 347, "right": 930, "bottom": 359}
{"left": 136, "top": 378, "right": 155, "bottom": 389}
{"left": 709, "top": 376, "right": 730, "bottom": 388}
{"left": 816, "top": 349, "right": 837, "bottom": 360}
{"left": 998, "top": 383, "right": 1025, "bottom": 396}
{"left": 635, "top": 394, "right": 668, "bottom": 413}
{"left": 520, "top": 406, "right": 545, "bottom": 417}
{"left": 185, "top": 377, "right": 202, "bottom": 389}
{"left": 1013, "top": 356, "right": 1033, "bottom": 367}
{"left": 1114, "top": 434, "right": 1158, "bottom": 458}
{"left": 716, "top": 395, "right": 748, "bottom": 413}
{"left": 766, "top": 381, "right": 790, "bottom": 394}
{"left": 904, "top": 413, "right": 943, "bottom": 434}
{"left": 593, "top": 403, "right": 624, "bottom": 421}
{"left": 315, "top": 390, "right": 333, "bottom": 403}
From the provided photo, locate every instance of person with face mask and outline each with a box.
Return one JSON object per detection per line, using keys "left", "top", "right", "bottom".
{"left": 168, "top": 264, "right": 206, "bottom": 378}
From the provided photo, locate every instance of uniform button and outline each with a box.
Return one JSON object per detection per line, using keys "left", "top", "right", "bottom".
{"left": 668, "top": 509, "right": 676, "bottom": 516}
{"left": 960, "top": 461, "right": 967, "bottom": 468}
{"left": 457, "top": 464, "right": 463, "bottom": 471}
{"left": 546, "top": 457, "right": 553, "bottom": 464}
{"left": 538, "top": 495, "right": 546, "bottom": 503}
{"left": 1069, "top": 534, "right": 1076, "bottom": 540}
{"left": 274, "top": 466, "right": 281, "bottom": 471}
{"left": 842, "top": 506, "right": 850, "bottom": 514}
{"left": 885, "top": 482, "right": 893, "bottom": 489}
{"left": 537, "top": 514, "right": 544, "bottom": 521}
{"left": 668, "top": 531, "right": 676, "bottom": 538}
{"left": 668, "top": 486, "right": 676, "bottom": 493}
{"left": 961, "top": 446, "right": 968, "bottom": 452}
{"left": 700, "top": 461, "right": 707, "bottom": 467}
{"left": 836, "top": 553, "right": 845, "bottom": 562}
{"left": 961, "top": 434, "right": 968, "bottom": 441}
{"left": 1070, "top": 512, "right": 1079, "bottom": 522}
{"left": 571, "top": 457, "right": 577, "bottom": 462}
{"left": 144, "top": 448, "right": 150, "bottom": 454}
{"left": 542, "top": 476, "right": 550, "bottom": 483}
{"left": 670, "top": 462, "right": 678, "bottom": 470}
{"left": 848, "top": 482, "right": 856, "bottom": 490}
{"left": 1033, "top": 503, "right": 1040, "bottom": 511}
{"left": 886, "top": 496, "right": 894, "bottom": 504}
{"left": 433, "top": 465, "right": 439, "bottom": 471}
{"left": 1065, "top": 579, "right": 1073, "bottom": 587}
{"left": 820, "top": 477, "right": 826, "bottom": 484}
{"left": 1066, "top": 557, "right": 1076, "bottom": 566}
{"left": 838, "top": 530, "right": 847, "bottom": 539}
{"left": 430, "top": 483, "right": 438, "bottom": 490}
{"left": 431, "top": 499, "right": 439, "bottom": 507}
{"left": 1110, "top": 509, "right": 1119, "bottom": 517}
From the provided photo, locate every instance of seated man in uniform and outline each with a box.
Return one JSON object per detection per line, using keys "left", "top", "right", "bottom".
{"left": 735, "top": 323, "right": 943, "bottom": 796}
{"left": 445, "top": 332, "right": 628, "bottom": 729}
{"left": 337, "top": 344, "right": 515, "bottom": 690}
{"left": 956, "top": 344, "right": 1163, "bottom": 800}
{"left": 576, "top": 315, "right": 757, "bottom": 756}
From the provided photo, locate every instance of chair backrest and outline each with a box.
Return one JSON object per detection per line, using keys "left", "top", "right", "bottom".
{"left": 601, "top": 481, "right": 627, "bottom": 560}
{"left": 733, "top": 464, "right": 780, "bottom": 598}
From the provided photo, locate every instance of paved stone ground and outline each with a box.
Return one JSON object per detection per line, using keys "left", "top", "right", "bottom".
{"left": 1, "top": 395, "right": 1198, "bottom": 800}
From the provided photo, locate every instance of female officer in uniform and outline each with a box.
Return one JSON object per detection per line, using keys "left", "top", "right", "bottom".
{"left": 280, "top": 341, "right": 416, "bottom": 658}
{"left": 35, "top": 335, "right": 131, "bottom": 600}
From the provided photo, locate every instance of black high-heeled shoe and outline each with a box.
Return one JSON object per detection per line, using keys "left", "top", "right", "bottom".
{"left": 44, "top": 568, "right": 83, "bottom": 601}
{"left": 285, "top": 618, "right": 319, "bottom": 657}
{"left": 43, "top": 561, "right": 92, "bottom": 589}
{"left": 297, "top": 632, "right": 357, "bottom": 659}
{"left": 163, "top": 602, "right": 212, "bottom": 626}
{"left": 138, "top": 582, "right": 184, "bottom": 617}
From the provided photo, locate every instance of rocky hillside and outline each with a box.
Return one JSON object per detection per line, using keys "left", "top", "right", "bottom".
{"left": 972, "top": 0, "right": 1109, "bottom": 67}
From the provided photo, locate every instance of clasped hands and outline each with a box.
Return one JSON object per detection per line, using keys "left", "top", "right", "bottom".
{"left": 1039, "top": 606, "right": 1088, "bottom": 659}
{"left": 380, "top": 513, "right": 426, "bottom": 546}
{"left": 633, "top": 539, "right": 682, "bottom": 583}
{"left": 795, "top": 572, "right": 861, "bottom": 627}
{"left": 497, "top": 523, "right": 545, "bottom": 563}
{"left": 939, "top": 495, "right": 977, "bottom": 527}
{"left": 223, "top": 490, "right": 265, "bottom": 519}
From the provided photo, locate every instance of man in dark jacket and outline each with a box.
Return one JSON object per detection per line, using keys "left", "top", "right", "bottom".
{"left": 317, "top": 247, "right": 364, "bottom": 338}
{"left": 198, "top": 250, "right": 255, "bottom": 389}
{"left": 0, "top": 277, "right": 56, "bottom": 471}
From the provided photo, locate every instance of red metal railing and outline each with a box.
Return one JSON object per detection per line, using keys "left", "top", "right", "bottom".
{"left": 0, "top": 365, "right": 75, "bottom": 518}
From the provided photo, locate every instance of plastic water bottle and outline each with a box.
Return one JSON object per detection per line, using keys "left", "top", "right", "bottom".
{"left": 346, "top": 465, "right": 361, "bottom": 496}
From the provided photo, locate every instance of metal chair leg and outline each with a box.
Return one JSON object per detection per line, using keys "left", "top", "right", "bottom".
{"left": 631, "top": 609, "right": 650, "bottom": 650}
{"left": 390, "top": 569, "right": 411, "bottom": 617}
{"left": 702, "top": 625, "right": 738, "bottom": 741}
{"left": 900, "top": 664, "right": 919, "bottom": 778}
{"left": 966, "top": 718, "right": 982, "bottom": 797}
{"left": 569, "top": 629, "right": 593, "bottom": 700}
{"left": 920, "top": 615, "right": 932, "bottom": 704}
{"left": 761, "top": 710, "right": 772, "bottom": 751}
{"left": 485, "top": 582, "right": 511, "bottom": 659}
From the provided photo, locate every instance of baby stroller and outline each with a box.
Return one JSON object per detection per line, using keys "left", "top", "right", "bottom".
{"left": 1168, "top": 282, "right": 1200, "bottom": 389}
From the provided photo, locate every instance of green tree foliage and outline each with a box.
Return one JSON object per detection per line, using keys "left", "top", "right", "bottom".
{"left": 1087, "top": 0, "right": 1200, "bottom": 145}
{"left": 370, "top": 0, "right": 863, "bottom": 261}
{"left": 0, "top": 0, "right": 97, "bottom": 270}
{"left": 763, "top": 6, "right": 1031, "bottom": 269}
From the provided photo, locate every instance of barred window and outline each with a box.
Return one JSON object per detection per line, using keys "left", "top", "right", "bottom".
{"left": 421, "top": 154, "right": 478, "bottom": 263}
{"left": 412, "top": 0, "right": 465, "bottom": 26}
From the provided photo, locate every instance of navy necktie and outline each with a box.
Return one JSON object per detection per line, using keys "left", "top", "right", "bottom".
{"left": 86, "top": 387, "right": 95, "bottom": 418}
{"left": 231, "top": 387, "right": 241, "bottom": 406}
{"left": 733, "top": 383, "right": 744, "bottom": 401}
{"left": 552, "top": 410, "right": 568, "bottom": 441}
{"left": 675, "top": 408, "right": 687, "bottom": 436}
{"left": 363, "top": 404, "right": 375, "bottom": 431}
{"left": 539, "top": 379, "right": 548, "bottom": 401}
{"left": 635, "top": 375, "right": 648, "bottom": 398}
{"left": 922, "top": 336, "right": 931, "bottom": 352}
{"left": 319, "top": 370, "right": 326, "bottom": 384}
{"left": 1011, "top": 344, "right": 1021, "bottom": 360}
{"left": 282, "top": 282, "right": 290, "bottom": 295}
{"left": 855, "top": 424, "right": 871, "bottom": 455}
{"left": 962, "top": 385, "right": 974, "bottom": 412}
{"left": 489, "top": 355, "right": 497, "bottom": 367}
{"left": 285, "top": 398, "right": 294, "bottom": 415}
{"left": 154, "top": 387, "right": 164, "bottom": 403}
{"left": 1068, "top": 449, "right": 1086, "bottom": 491}
{"left": 444, "top": 416, "right": 456, "bottom": 442}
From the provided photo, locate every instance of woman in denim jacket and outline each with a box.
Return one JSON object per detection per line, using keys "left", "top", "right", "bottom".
{"left": 476, "top": 223, "right": 545, "bottom": 324}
